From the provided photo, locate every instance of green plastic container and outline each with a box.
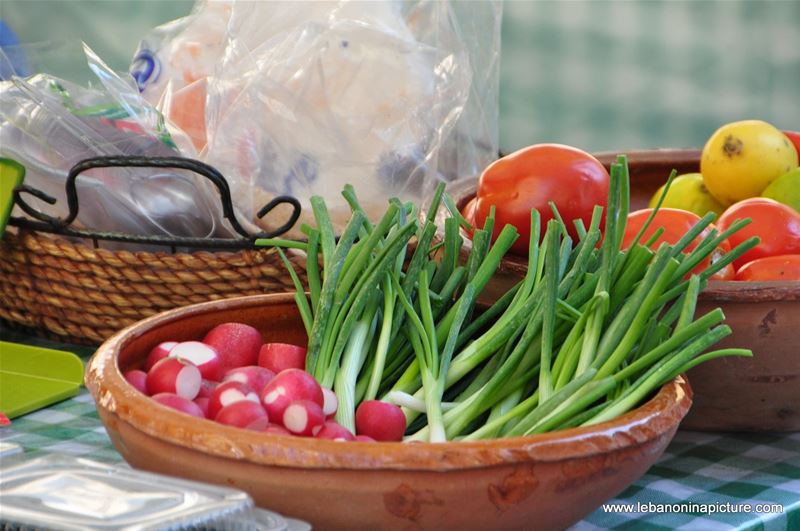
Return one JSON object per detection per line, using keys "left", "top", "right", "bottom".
{"left": 0, "top": 157, "right": 25, "bottom": 237}
{"left": 0, "top": 341, "right": 84, "bottom": 419}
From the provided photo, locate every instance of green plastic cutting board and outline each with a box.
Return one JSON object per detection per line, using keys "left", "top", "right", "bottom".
{"left": 0, "top": 157, "right": 25, "bottom": 237}
{"left": 0, "top": 341, "right": 84, "bottom": 419}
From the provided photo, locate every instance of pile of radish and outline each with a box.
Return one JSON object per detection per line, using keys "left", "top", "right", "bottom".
{"left": 124, "top": 322, "right": 405, "bottom": 442}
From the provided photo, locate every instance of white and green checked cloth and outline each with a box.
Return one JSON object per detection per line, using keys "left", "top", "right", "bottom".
{"left": 2, "top": 384, "right": 798, "bottom": 530}
{"left": 4, "top": 0, "right": 799, "bottom": 154}
{"left": 500, "top": 0, "right": 800, "bottom": 153}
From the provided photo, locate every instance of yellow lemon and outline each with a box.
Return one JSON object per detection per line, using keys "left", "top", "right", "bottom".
{"left": 761, "top": 167, "right": 800, "bottom": 213}
{"left": 649, "top": 173, "right": 726, "bottom": 218}
{"left": 700, "top": 119, "right": 798, "bottom": 206}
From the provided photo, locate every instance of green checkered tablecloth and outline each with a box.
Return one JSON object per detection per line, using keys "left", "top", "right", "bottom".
{"left": 575, "top": 430, "right": 800, "bottom": 531}
{"left": 1, "top": 390, "right": 123, "bottom": 464}
{"left": 2, "top": 384, "right": 798, "bottom": 530}
{"left": 5, "top": 1, "right": 799, "bottom": 154}
{"left": 499, "top": 0, "right": 800, "bottom": 153}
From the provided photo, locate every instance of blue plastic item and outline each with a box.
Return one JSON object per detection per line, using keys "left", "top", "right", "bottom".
{"left": 0, "top": 20, "right": 30, "bottom": 79}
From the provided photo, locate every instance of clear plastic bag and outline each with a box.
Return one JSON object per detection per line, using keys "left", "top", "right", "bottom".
{"left": 0, "top": 43, "right": 236, "bottom": 247}
{"left": 133, "top": 0, "right": 502, "bottom": 234}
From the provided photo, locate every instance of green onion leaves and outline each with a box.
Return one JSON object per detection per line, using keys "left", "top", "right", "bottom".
{"left": 259, "top": 156, "right": 752, "bottom": 441}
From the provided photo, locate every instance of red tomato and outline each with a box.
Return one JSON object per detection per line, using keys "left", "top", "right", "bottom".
{"left": 461, "top": 197, "right": 478, "bottom": 231}
{"left": 712, "top": 261, "right": 737, "bottom": 281}
{"left": 472, "top": 144, "right": 609, "bottom": 255}
{"left": 621, "top": 208, "right": 734, "bottom": 280}
{"left": 784, "top": 130, "right": 800, "bottom": 157}
{"left": 716, "top": 198, "right": 800, "bottom": 269}
{"left": 735, "top": 255, "right": 800, "bottom": 281}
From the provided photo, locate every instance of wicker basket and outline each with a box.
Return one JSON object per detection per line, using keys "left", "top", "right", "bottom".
{"left": 0, "top": 156, "right": 310, "bottom": 345}
{"left": 0, "top": 229, "right": 305, "bottom": 345}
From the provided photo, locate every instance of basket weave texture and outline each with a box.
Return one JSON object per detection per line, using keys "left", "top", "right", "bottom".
{"left": 0, "top": 229, "right": 304, "bottom": 345}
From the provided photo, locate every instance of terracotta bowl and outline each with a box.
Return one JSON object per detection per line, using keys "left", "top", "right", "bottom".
{"left": 447, "top": 148, "right": 800, "bottom": 432}
{"left": 86, "top": 293, "right": 692, "bottom": 531}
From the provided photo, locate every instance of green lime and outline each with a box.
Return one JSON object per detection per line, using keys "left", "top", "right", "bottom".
{"left": 649, "top": 173, "right": 726, "bottom": 218}
{"left": 761, "top": 167, "right": 800, "bottom": 212}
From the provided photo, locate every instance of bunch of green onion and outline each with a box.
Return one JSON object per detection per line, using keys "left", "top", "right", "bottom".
{"left": 257, "top": 155, "right": 757, "bottom": 442}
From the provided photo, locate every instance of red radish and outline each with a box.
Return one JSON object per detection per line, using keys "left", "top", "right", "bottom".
{"left": 223, "top": 366, "right": 275, "bottom": 393}
{"left": 258, "top": 343, "right": 307, "bottom": 373}
{"left": 260, "top": 369, "right": 324, "bottom": 423}
{"left": 215, "top": 400, "right": 267, "bottom": 428}
{"left": 315, "top": 421, "right": 355, "bottom": 441}
{"left": 197, "top": 379, "right": 218, "bottom": 399}
{"left": 355, "top": 400, "right": 406, "bottom": 442}
{"left": 194, "top": 397, "right": 210, "bottom": 418}
{"left": 354, "top": 435, "right": 376, "bottom": 443}
{"left": 208, "top": 381, "right": 260, "bottom": 420}
{"left": 246, "top": 418, "right": 291, "bottom": 436}
{"left": 244, "top": 417, "right": 271, "bottom": 431}
{"left": 282, "top": 400, "right": 325, "bottom": 436}
{"left": 145, "top": 341, "right": 178, "bottom": 371}
{"left": 152, "top": 393, "right": 205, "bottom": 418}
{"left": 123, "top": 370, "right": 148, "bottom": 395}
{"left": 321, "top": 387, "right": 338, "bottom": 417}
{"left": 169, "top": 341, "right": 223, "bottom": 381}
{"left": 0, "top": 412, "right": 11, "bottom": 426}
{"left": 203, "top": 322, "right": 262, "bottom": 370}
{"left": 146, "top": 357, "right": 201, "bottom": 400}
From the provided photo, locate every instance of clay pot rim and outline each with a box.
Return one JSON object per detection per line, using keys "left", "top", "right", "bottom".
{"left": 592, "top": 147, "right": 703, "bottom": 168}
{"left": 448, "top": 148, "right": 800, "bottom": 303}
{"left": 86, "top": 293, "right": 692, "bottom": 472}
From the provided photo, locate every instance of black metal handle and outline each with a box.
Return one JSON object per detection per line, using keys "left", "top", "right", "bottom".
{"left": 11, "top": 156, "right": 301, "bottom": 248}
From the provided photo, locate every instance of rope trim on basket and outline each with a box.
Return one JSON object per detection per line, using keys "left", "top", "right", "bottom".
{"left": 1, "top": 155, "right": 307, "bottom": 345}
{"left": 0, "top": 230, "right": 307, "bottom": 345}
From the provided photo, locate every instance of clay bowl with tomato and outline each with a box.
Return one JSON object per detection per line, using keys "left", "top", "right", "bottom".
{"left": 86, "top": 293, "right": 692, "bottom": 531}
{"left": 443, "top": 147, "right": 800, "bottom": 432}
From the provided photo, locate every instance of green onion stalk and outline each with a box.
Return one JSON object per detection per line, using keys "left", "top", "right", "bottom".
{"left": 258, "top": 153, "right": 755, "bottom": 442}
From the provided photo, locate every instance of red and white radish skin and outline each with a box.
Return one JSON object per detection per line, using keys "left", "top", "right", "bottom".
{"left": 223, "top": 366, "right": 275, "bottom": 393}
{"left": 208, "top": 381, "right": 260, "bottom": 420}
{"left": 168, "top": 341, "right": 223, "bottom": 381}
{"left": 355, "top": 400, "right": 406, "bottom": 442}
{"left": 244, "top": 417, "right": 271, "bottom": 431}
{"left": 202, "top": 322, "right": 262, "bottom": 370}
{"left": 215, "top": 400, "right": 267, "bottom": 428}
{"left": 315, "top": 421, "right": 355, "bottom": 441}
{"left": 321, "top": 387, "right": 338, "bottom": 418}
{"left": 258, "top": 343, "right": 307, "bottom": 373}
{"left": 260, "top": 369, "right": 324, "bottom": 423}
{"left": 146, "top": 357, "right": 201, "bottom": 400}
{"left": 354, "top": 435, "right": 377, "bottom": 443}
{"left": 151, "top": 393, "right": 205, "bottom": 418}
{"left": 123, "top": 370, "right": 148, "bottom": 395}
{"left": 144, "top": 341, "right": 178, "bottom": 371}
{"left": 261, "top": 425, "right": 291, "bottom": 436}
{"left": 282, "top": 400, "right": 325, "bottom": 436}
{"left": 245, "top": 418, "right": 290, "bottom": 436}
{"left": 197, "top": 379, "right": 218, "bottom": 399}
{"left": 194, "top": 397, "right": 210, "bottom": 418}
